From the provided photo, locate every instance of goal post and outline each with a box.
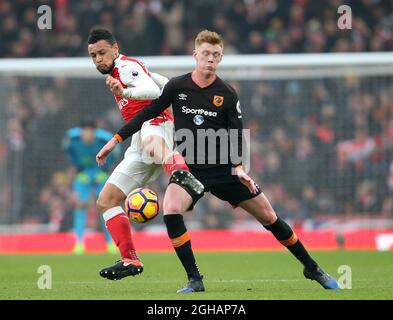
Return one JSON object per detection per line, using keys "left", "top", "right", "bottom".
{"left": 1, "top": 52, "right": 393, "bottom": 79}
{"left": 0, "top": 52, "right": 392, "bottom": 231}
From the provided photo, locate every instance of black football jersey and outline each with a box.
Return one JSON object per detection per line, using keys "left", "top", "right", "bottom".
{"left": 117, "top": 72, "right": 243, "bottom": 169}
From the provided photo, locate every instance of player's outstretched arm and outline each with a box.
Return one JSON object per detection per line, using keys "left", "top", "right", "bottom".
{"left": 96, "top": 80, "right": 174, "bottom": 166}
{"left": 115, "top": 79, "right": 174, "bottom": 142}
{"left": 96, "top": 137, "right": 119, "bottom": 166}
{"left": 150, "top": 72, "right": 169, "bottom": 90}
{"left": 106, "top": 74, "right": 161, "bottom": 100}
{"left": 227, "top": 96, "right": 257, "bottom": 194}
{"left": 235, "top": 165, "right": 258, "bottom": 194}
{"left": 96, "top": 99, "right": 167, "bottom": 166}
{"left": 228, "top": 96, "right": 244, "bottom": 168}
{"left": 118, "top": 61, "right": 161, "bottom": 100}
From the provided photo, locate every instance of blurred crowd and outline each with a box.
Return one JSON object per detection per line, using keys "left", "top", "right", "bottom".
{"left": 1, "top": 0, "right": 393, "bottom": 58}
{"left": 1, "top": 0, "right": 393, "bottom": 230}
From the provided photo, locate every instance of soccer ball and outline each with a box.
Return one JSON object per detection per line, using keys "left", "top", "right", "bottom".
{"left": 125, "top": 187, "right": 159, "bottom": 223}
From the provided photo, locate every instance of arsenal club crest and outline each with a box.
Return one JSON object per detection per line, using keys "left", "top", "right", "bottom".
{"left": 213, "top": 95, "right": 224, "bottom": 107}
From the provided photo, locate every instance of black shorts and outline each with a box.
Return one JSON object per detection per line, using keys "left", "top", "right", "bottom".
{"left": 187, "top": 165, "right": 262, "bottom": 209}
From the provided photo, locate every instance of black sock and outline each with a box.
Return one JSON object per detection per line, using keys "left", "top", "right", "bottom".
{"left": 163, "top": 214, "right": 201, "bottom": 280}
{"left": 264, "top": 217, "right": 317, "bottom": 270}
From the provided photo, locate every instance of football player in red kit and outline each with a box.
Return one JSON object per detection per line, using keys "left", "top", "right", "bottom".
{"left": 87, "top": 27, "right": 203, "bottom": 280}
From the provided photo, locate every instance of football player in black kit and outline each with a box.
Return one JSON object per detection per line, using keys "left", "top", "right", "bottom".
{"left": 96, "top": 30, "right": 341, "bottom": 292}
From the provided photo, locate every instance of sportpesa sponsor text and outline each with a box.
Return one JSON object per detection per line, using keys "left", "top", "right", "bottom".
{"left": 182, "top": 106, "right": 218, "bottom": 117}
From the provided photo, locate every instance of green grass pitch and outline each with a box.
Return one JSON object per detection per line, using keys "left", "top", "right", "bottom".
{"left": 1, "top": 251, "right": 392, "bottom": 300}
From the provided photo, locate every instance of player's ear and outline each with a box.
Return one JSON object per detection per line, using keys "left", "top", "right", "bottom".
{"left": 192, "top": 49, "right": 197, "bottom": 60}
{"left": 113, "top": 42, "right": 120, "bottom": 54}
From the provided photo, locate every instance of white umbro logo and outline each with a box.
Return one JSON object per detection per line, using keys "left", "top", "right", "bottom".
{"left": 178, "top": 93, "right": 187, "bottom": 100}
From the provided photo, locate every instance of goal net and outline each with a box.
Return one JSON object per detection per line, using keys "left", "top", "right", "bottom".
{"left": 1, "top": 52, "right": 393, "bottom": 233}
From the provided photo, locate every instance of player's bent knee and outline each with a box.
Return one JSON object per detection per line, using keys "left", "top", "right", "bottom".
{"left": 142, "top": 135, "right": 155, "bottom": 145}
{"left": 142, "top": 138, "right": 155, "bottom": 157}
{"left": 142, "top": 136, "right": 166, "bottom": 159}
{"left": 96, "top": 195, "right": 120, "bottom": 214}
{"left": 142, "top": 135, "right": 161, "bottom": 149}
{"left": 250, "top": 205, "right": 277, "bottom": 225}
{"left": 262, "top": 210, "right": 277, "bottom": 225}
{"left": 163, "top": 201, "right": 184, "bottom": 214}
{"left": 240, "top": 195, "right": 278, "bottom": 225}
{"left": 96, "top": 197, "right": 107, "bottom": 213}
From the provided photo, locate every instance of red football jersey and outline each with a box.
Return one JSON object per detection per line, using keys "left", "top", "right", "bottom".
{"left": 110, "top": 54, "right": 173, "bottom": 124}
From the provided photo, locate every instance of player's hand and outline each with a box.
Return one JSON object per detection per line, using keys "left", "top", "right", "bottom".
{"left": 96, "top": 137, "right": 118, "bottom": 166}
{"left": 106, "top": 76, "right": 123, "bottom": 96}
{"left": 235, "top": 166, "right": 258, "bottom": 194}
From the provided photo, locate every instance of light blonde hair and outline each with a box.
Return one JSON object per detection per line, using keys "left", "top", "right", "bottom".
{"left": 195, "top": 30, "right": 224, "bottom": 49}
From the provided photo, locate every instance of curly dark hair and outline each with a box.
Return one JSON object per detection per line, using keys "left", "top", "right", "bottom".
{"left": 87, "top": 27, "right": 116, "bottom": 45}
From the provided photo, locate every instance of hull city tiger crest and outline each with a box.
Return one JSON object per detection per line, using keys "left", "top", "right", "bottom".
{"left": 213, "top": 95, "right": 224, "bottom": 107}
